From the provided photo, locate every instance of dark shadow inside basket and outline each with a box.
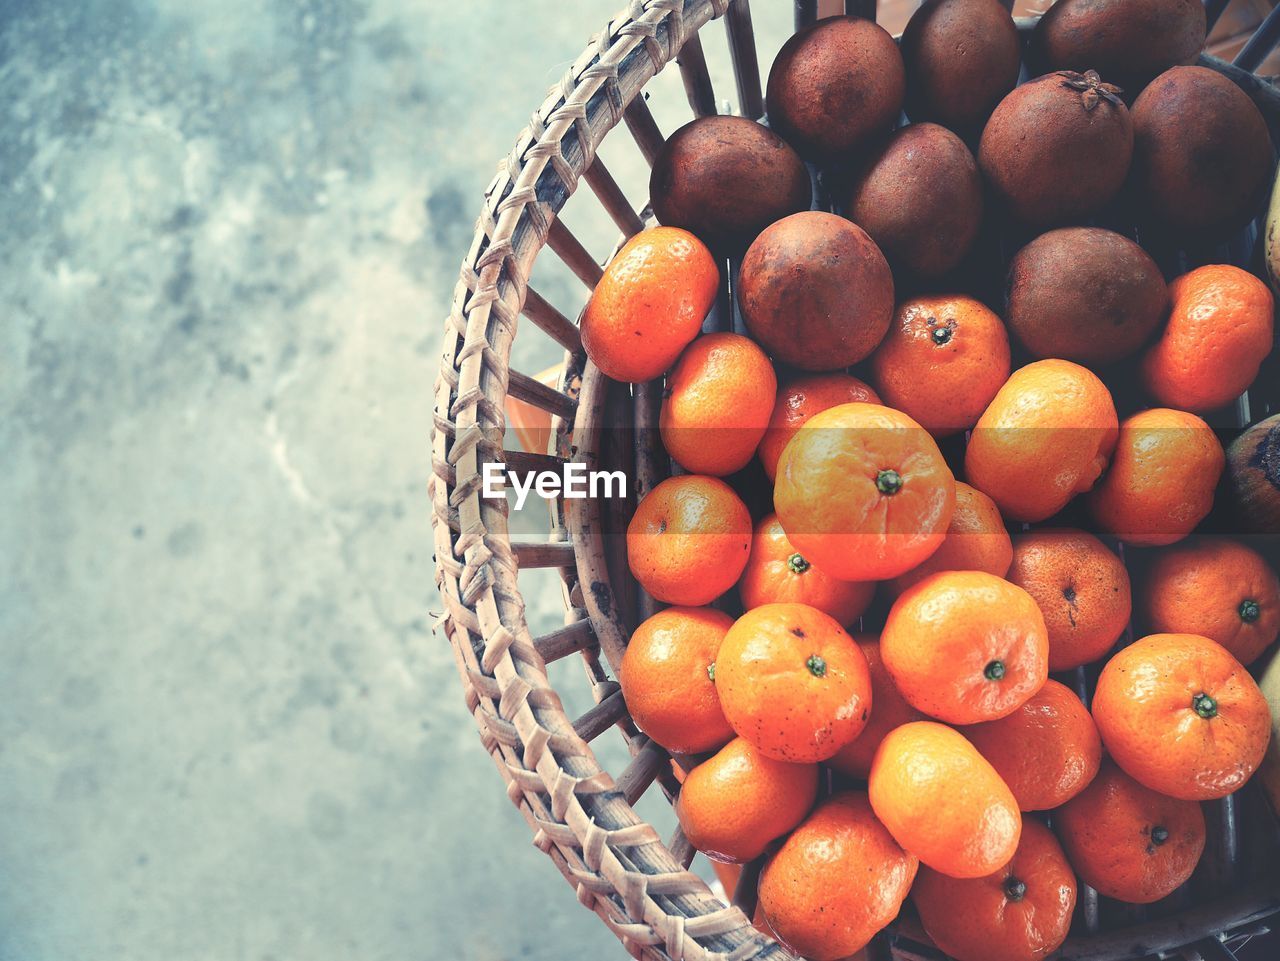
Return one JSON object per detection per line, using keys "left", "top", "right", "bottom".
{"left": 557, "top": 13, "right": 1280, "bottom": 961}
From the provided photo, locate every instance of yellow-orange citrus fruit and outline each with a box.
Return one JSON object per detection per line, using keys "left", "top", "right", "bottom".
{"left": 715, "top": 603, "right": 872, "bottom": 763}
{"left": 965, "top": 359, "right": 1118, "bottom": 522}
{"left": 775, "top": 403, "right": 956, "bottom": 581}
{"left": 660, "top": 332, "right": 777, "bottom": 476}
{"left": 581, "top": 226, "right": 719, "bottom": 383}
{"left": 869, "top": 720, "right": 1022, "bottom": 879}
{"left": 758, "top": 791, "right": 918, "bottom": 961}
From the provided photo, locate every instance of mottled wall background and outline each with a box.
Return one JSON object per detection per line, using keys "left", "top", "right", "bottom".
{"left": 0, "top": 1, "right": 791, "bottom": 958}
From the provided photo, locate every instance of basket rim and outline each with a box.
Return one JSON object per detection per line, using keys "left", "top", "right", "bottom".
{"left": 431, "top": 2, "right": 1280, "bottom": 959}
{"left": 430, "top": 1, "right": 787, "bottom": 959}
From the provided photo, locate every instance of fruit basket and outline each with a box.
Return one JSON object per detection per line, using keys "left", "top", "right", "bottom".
{"left": 431, "top": 2, "right": 1280, "bottom": 959}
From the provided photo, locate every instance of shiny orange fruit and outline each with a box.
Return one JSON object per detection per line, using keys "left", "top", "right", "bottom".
{"left": 882, "top": 571, "right": 1049, "bottom": 725}
{"left": 660, "top": 332, "right": 777, "bottom": 476}
{"left": 869, "top": 721, "right": 1022, "bottom": 879}
{"left": 1088, "top": 407, "right": 1224, "bottom": 547}
{"left": 1092, "top": 632, "right": 1271, "bottom": 800}
{"left": 886, "top": 481, "right": 1013, "bottom": 597}
{"left": 715, "top": 603, "right": 872, "bottom": 763}
{"left": 912, "top": 819, "right": 1077, "bottom": 961}
{"left": 676, "top": 736, "right": 819, "bottom": 863}
{"left": 758, "top": 791, "right": 918, "bottom": 961}
{"left": 1142, "top": 265, "right": 1274, "bottom": 413}
{"left": 1056, "top": 759, "right": 1206, "bottom": 904}
{"left": 962, "top": 678, "right": 1101, "bottom": 811}
{"left": 1006, "top": 528, "right": 1132, "bottom": 672}
{"left": 581, "top": 226, "right": 719, "bottom": 383}
{"left": 626, "top": 475, "right": 751, "bottom": 606}
{"left": 870, "top": 294, "right": 1012, "bottom": 437}
{"left": 774, "top": 403, "right": 956, "bottom": 581}
{"left": 828, "top": 635, "right": 925, "bottom": 780}
{"left": 758, "top": 373, "right": 881, "bottom": 481}
{"left": 738, "top": 514, "right": 875, "bottom": 627}
{"left": 1142, "top": 537, "right": 1280, "bottom": 666}
{"left": 965, "top": 359, "right": 1118, "bottom": 522}
{"left": 618, "top": 606, "right": 735, "bottom": 755}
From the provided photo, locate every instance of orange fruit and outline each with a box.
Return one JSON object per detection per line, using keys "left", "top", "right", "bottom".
{"left": 1142, "top": 265, "right": 1274, "bottom": 413}
{"left": 660, "top": 332, "right": 777, "bottom": 476}
{"left": 715, "top": 603, "right": 872, "bottom": 763}
{"left": 626, "top": 475, "right": 751, "bottom": 606}
{"left": 869, "top": 720, "right": 1021, "bottom": 879}
{"left": 676, "top": 736, "right": 819, "bottom": 863}
{"left": 1142, "top": 537, "right": 1280, "bottom": 666}
{"left": 912, "top": 819, "right": 1077, "bottom": 961}
{"left": 965, "top": 359, "right": 1119, "bottom": 522}
{"left": 738, "top": 514, "right": 875, "bottom": 627}
{"left": 882, "top": 571, "right": 1049, "bottom": 725}
{"left": 618, "top": 607, "right": 735, "bottom": 754}
{"left": 774, "top": 403, "right": 956, "bottom": 581}
{"left": 885, "top": 481, "right": 1013, "bottom": 597}
{"left": 758, "top": 373, "right": 881, "bottom": 481}
{"left": 758, "top": 791, "right": 918, "bottom": 961}
{"left": 828, "top": 635, "right": 925, "bottom": 780}
{"left": 1088, "top": 407, "right": 1225, "bottom": 547}
{"left": 580, "top": 226, "right": 719, "bottom": 383}
{"left": 962, "top": 678, "right": 1101, "bottom": 811}
{"left": 1006, "top": 529, "right": 1132, "bottom": 672}
{"left": 1092, "top": 632, "right": 1271, "bottom": 800}
{"left": 870, "top": 294, "right": 1012, "bottom": 437}
{"left": 1055, "top": 759, "right": 1206, "bottom": 904}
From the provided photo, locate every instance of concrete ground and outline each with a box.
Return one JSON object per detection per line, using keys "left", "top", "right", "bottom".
{"left": 0, "top": 1, "right": 794, "bottom": 959}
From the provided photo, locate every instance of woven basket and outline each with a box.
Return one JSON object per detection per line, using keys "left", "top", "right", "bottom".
{"left": 431, "top": 2, "right": 1280, "bottom": 958}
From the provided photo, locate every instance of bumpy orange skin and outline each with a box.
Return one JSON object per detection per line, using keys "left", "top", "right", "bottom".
{"left": 1142, "top": 537, "right": 1280, "bottom": 666}
{"left": 660, "top": 332, "right": 778, "bottom": 476}
{"left": 715, "top": 603, "right": 872, "bottom": 763}
{"left": 758, "top": 373, "right": 881, "bottom": 481}
{"left": 1142, "top": 265, "right": 1274, "bottom": 413}
{"left": 870, "top": 295, "right": 1011, "bottom": 437}
{"left": 1088, "top": 408, "right": 1225, "bottom": 547}
{"left": 676, "top": 736, "right": 819, "bottom": 863}
{"left": 912, "top": 820, "right": 1077, "bottom": 961}
{"left": 1092, "top": 633, "right": 1271, "bottom": 800}
{"left": 962, "top": 679, "right": 1102, "bottom": 811}
{"left": 618, "top": 607, "right": 735, "bottom": 754}
{"left": 965, "top": 359, "right": 1118, "bottom": 523}
{"left": 739, "top": 514, "right": 875, "bottom": 627}
{"left": 886, "top": 482, "right": 1013, "bottom": 597}
{"left": 869, "top": 721, "right": 1022, "bottom": 879}
{"left": 1006, "top": 528, "right": 1132, "bottom": 672}
{"left": 829, "top": 636, "right": 925, "bottom": 780}
{"left": 580, "top": 226, "right": 719, "bottom": 383}
{"left": 774, "top": 403, "right": 956, "bottom": 581}
{"left": 626, "top": 475, "right": 752, "bottom": 606}
{"left": 882, "top": 571, "right": 1049, "bottom": 725}
{"left": 1056, "top": 759, "right": 1206, "bottom": 904}
{"left": 758, "top": 792, "right": 918, "bottom": 961}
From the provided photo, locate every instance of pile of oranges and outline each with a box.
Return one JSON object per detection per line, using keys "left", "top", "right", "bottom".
{"left": 558, "top": 9, "right": 1280, "bottom": 961}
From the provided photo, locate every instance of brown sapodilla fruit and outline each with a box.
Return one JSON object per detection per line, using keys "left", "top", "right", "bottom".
{"left": 846, "top": 123, "right": 983, "bottom": 279}
{"left": 739, "top": 211, "right": 894, "bottom": 371}
{"left": 1035, "top": 0, "right": 1206, "bottom": 91}
{"left": 650, "top": 116, "right": 811, "bottom": 253}
{"left": 1131, "top": 66, "right": 1274, "bottom": 237}
{"left": 979, "top": 70, "right": 1133, "bottom": 226}
{"left": 766, "top": 16, "right": 905, "bottom": 161}
{"left": 1227, "top": 415, "right": 1280, "bottom": 535}
{"left": 1006, "top": 227, "right": 1168, "bottom": 365}
{"left": 900, "top": 0, "right": 1021, "bottom": 132}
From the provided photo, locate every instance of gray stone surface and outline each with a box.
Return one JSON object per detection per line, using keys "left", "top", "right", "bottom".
{"left": 0, "top": 1, "right": 792, "bottom": 959}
